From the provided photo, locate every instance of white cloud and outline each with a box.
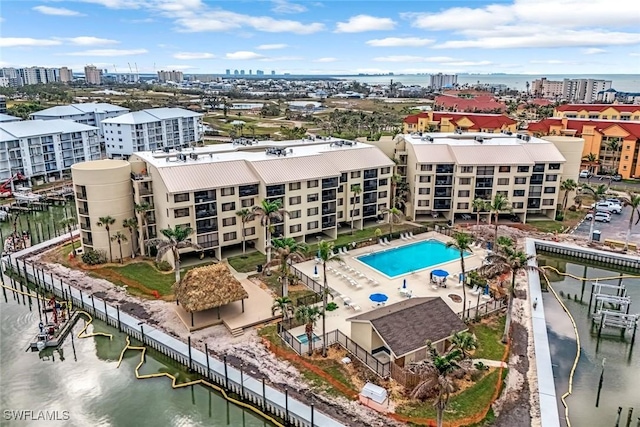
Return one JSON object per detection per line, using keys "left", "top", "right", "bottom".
{"left": 313, "top": 57, "right": 338, "bottom": 63}
{"left": 256, "top": 44, "right": 288, "bottom": 50}
{"left": 630, "top": 53, "right": 640, "bottom": 57}
{"left": 64, "top": 36, "right": 119, "bottom": 46}
{"left": 530, "top": 59, "right": 570, "bottom": 64}
{"left": 335, "top": 15, "right": 395, "bottom": 33}
{"left": 122, "top": 17, "right": 154, "bottom": 23}
{"left": 33, "top": 6, "right": 86, "bottom": 16}
{"left": 355, "top": 68, "right": 391, "bottom": 74}
{"left": 64, "top": 48, "right": 148, "bottom": 56}
{"left": 259, "top": 56, "right": 303, "bottom": 62}
{"left": 0, "top": 37, "right": 62, "bottom": 47}
{"left": 582, "top": 48, "right": 606, "bottom": 55}
{"left": 373, "top": 55, "right": 459, "bottom": 63}
{"left": 366, "top": 37, "right": 434, "bottom": 47}
{"left": 225, "top": 51, "right": 265, "bottom": 60}
{"left": 441, "top": 60, "right": 493, "bottom": 66}
{"left": 271, "top": 0, "right": 306, "bottom": 14}
{"left": 173, "top": 52, "right": 215, "bottom": 59}
{"left": 164, "top": 64, "right": 197, "bottom": 70}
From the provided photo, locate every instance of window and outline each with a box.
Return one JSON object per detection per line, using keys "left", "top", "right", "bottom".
{"left": 514, "top": 177, "right": 527, "bottom": 185}
{"left": 476, "top": 166, "right": 495, "bottom": 176}
{"left": 350, "top": 209, "right": 360, "bottom": 217}
{"left": 241, "top": 198, "right": 253, "bottom": 208}
{"left": 350, "top": 171, "right": 361, "bottom": 179}
{"left": 221, "top": 187, "right": 235, "bottom": 196}
{"left": 545, "top": 174, "right": 558, "bottom": 182}
{"left": 513, "top": 202, "right": 524, "bottom": 209}
{"left": 307, "top": 180, "right": 318, "bottom": 189}
{"left": 289, "top": 196, "right": 301, "bottom": 205}
{"left": 517, "top": 166, "right": 530, "bottom": 173}
{"left": 459, "top": 178, "right": 471, "bottom": 185}
{"left": 379, "top": 178, "right": 388, "bottom": 186}
{"left": 542, "top": 199, "right": 554, "bottom": 206}
{"left": 307, "top": 221, "right": 318, "bottom": 230}
{"left": 457, "top": 202, "right": 469, "bottom": 209}
{"left": 513, "top": 190, "right": 525, "bottom": 197}
{"left": 548, "top": 163, "right": 561, "bottom": 170}
{"left": 350, "top": 196, "right": 360, "bottom": 204}
{"left": 307, "top": 207, "right": 318, "bottom": 216}
{"left": 307, "top": 193, "right": 318, "bottom": 202}
{"left": 460, "top": 166, "right": 473, "bottom": 173}
{"left": 223, "top": 232, "right": 237, "bottom": 241}
{"left": 458, "top": 190, "right": 470, "bottom": 197}
{"left": 174, "top": 208, "right": 190, "bottom": 218}
{"left": 498, "top": 166, "right": 511, "bottom": 173}
{"left": 288, "top": 210, "right": 301, "bottom": 219}
{"left": 419, "top": 176, "right": 431, "bottom": 183}
{"left": 420, "top": 164, "right": 433, "bottom": 172}
{"left": 417, "top": 200, "right": 430, "bottom": 207}
{"left": 222, "top": 217, "right": 236, "bottom": 226}
{"left": 245, "top": 227, "right": 256, "bottom": 236}
{"left": 378, "top": 191, "right": 388, "bottom": 198}
{"left": 496, "top": 191, "right": 508, "bottom": 196}
{"left": 544, "top": 187, "right": 556, "bottom": 194}
{"left": 381, "top": 167, "right": 391, "bottom": 174}
{"left": 418, "top": 188, "right": 430, "bottom": 195}
{"left": 378, "top": 203, "right": 387, "bottom": 210}
{"left": 289, "top": 224, "right": 301, "bottom": 233}
{"left": 174, "top": 193, "right": 189, "bottom": 203}
{"left": 497, "top": 178, "right": 510, "bottom": 185}
{"left": 221, "top": 202, "right": 235, "bottom": 212}
{"left": 289, "top": 182, "right": 301, "bottom": 191}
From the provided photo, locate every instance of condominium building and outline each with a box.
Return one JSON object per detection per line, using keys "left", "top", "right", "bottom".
{"left": 532, "top": 78, "right": 612, "bottom": 102}
{"left": 553, "top": 104, "right": 640, "bottom": 121}
{"left": 30, "top": 103, "right": 129, "bottom": 140}
{"left": 157, "top": 70, "right": 184, "bottom": 83}
{"left": 0, "top": 113, "right": 22, "bottom": 123}
{"left": 59, "top": 67, "right": 73, "bottom": 83}
{"left": 84, "top": 65, "right": 102, "bottom": 85}
{"left": 101, "top": 108, "right": 203, "bottom": 158}
{"left": 531, "top": 78, "right": 564, "bottom": 98}
{"left": 394, "top": 132, "right": 580, "bottom": 223}
{"left": 72, "top": 138, "right": 393, "bottom": 262}
{"left": 0, "top": 96, "right": 6, "bottom": 114}
{"left": 403, "top": 112, "right": 516, "bottom": 134}
{"left": 429, "top": 73, "right": 457, "bottom": 90}
{"left": 0, "top": 66, "right": 74, "bottom": 87}
{"left": 528, "top": 117, "right": 640, "bottom": 179}
{"left": 0, "top": 120, "right": 100, "bottom": 183}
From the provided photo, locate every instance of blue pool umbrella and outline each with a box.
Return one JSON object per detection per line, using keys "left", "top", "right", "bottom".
{"left": 369, "top": 293, "right": 388, "bottom": 303}
{"left": 402, "top": 279, "right": 407, "bottom": 289}
{"left": 432, "top": 269, "right": 449, "bottom": 278}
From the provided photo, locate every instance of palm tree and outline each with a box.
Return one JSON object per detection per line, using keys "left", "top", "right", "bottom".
{"left": 110, "top": 231, "right": 128, "bottom": 264}
{"left": 446, "top": 232, "right": 473, "bottom": 321}
{"left": 606, "top": 138, "right": 622, "bottom": 177}
{"left": 478, "top": 248, "right": 544, "bottom": 343}
{"left": 123, "top": 217, "right": 138, "bottom": 258}
{"left": 147, "top": 226, "right": 203, "bottom": 284}
{"left": 472, "top": 198, "right": 488, "bottom": 226}
{"left": 96, "top": 216, "right": 116, "bottom": 263}
{"left": 488, "top": 194, "right": 511, "bottom": 244}
{"left": 294, "top": 305, "right": 322, "bottom": 356}
{"left": 620, "top": 192, "right": 640, "bottom": 251}
{"left": 235, "top": 208, "right": 254, "bottom": 255}
{"left": 582, "top": 152, "right": 599, "bottom": 175}
{"left": 449, "top": 331, "right": 478, "bottom": 359}
{"left": 410, "top": 345, "right": 463, "bottom": 427}
{"left": 246, "top": 123, "right": 257, "bottom": 138}
{"left": 272, "top": 296, "right": 294, "bottom": 322}
{"left": 252, "top": 199, "right": 289, "bottom": 265}
{"left": 264, "top": 237, "right": 307, "bottom": 297}
{"left": 59, "top": 216, "right": 77, "bottom": 257}
{"left": 581, "top": 184, "right": 608, "bottom": 241}
{"left": 317, "top": 240, "right": 340, "bottom": 357}
{"left": 560, "top": 179, "right": 578, "bottom": 213}
{"left": 134, "top": 202, "right": 151, "bottom": 256}
{"left": 350, "top": 184, "right": 362, "bottom": 234}
{"left": 382, "top": 207, "right": 403, "bottom": 234}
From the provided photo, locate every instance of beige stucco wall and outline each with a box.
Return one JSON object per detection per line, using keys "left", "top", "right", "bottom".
{"left": 72, "top": 159, "right": 134, "bottom": 261}
{"left": 542, "top": 136, "right": 583, "bottom": 182}
{"left": 350, "top": 322, "right": 373, "bottom": 352}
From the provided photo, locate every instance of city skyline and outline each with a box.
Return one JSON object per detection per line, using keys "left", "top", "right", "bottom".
{"left": 1, "top": 0, "right": 639, "bottom": 75}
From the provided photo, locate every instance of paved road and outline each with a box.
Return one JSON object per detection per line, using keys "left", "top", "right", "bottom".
{"left": 578, "top": 177, "right": 640, "bottom": 191}
{"left": 571, "top": 205, "right": 640, "bottom": 243}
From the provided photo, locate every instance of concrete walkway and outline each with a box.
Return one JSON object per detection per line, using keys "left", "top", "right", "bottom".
{"left": 471, "top": 358, "right": 507, "bottom": 368}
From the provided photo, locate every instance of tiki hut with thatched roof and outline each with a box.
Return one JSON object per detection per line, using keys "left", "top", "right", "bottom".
{"left": 175, "top": 263, "right": 249, "bottom": 328}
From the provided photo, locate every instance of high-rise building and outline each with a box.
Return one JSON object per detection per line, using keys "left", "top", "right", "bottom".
{"left": 240, "top": 70, "right": 245, "bottom": 75}
{"left": 84, "top": 65, "right": 102, "bottom": 85}
{"left": 59, "top": 67, "right": 73, "bottom": 83}
{"left": 562, "top": 79, "right": 612, "bottom": 103}
{"left": 249, "top": 70, "right": 252, "bottom": 75}
{"left": 225, "top": 69, "right": 231, "bottom": 75}
{"left": 429, "top": 73, "right": 458, "bottom": 90}
{"left": 256, "top": 70, "right": 264, "bottom": 76}
{"left": 0, "top": 66, "right": 74, "bottom": 86}
{"left": 233, "top": 70, "right": 239, "bottom": 76}
{"left": 0, "top": 96, "right": 6, "bottom": 114}
{"left": 157, "top": 70, "right": 184, "bottom": 83}
{"left": 271, "top": 70, "right": 276, "bottom": 75}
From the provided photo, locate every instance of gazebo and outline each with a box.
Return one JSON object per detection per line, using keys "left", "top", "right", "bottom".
{"left": 174, "top": 263, "right": 249, "bottom": 329}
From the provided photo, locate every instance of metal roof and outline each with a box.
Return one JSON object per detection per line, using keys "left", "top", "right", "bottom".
{"left": 156, "top": 160, "right": 260, "bottom": 193}
{"left": 0, "top": 119, "right": 98, "bottom": 141}
{"left": 450, "top": 145, "right": 536, "bottom": 166}
{"left": 30, "top": 103, "right": 128, "bottom": 117}
{"left": 411, "top": 144, "right": 454, "bottom": 164}
{"left": 320, "top": 145, "right": 395, "bottom": 172}
{"left": 521, "top": 143, "right": 568, "bottom": 163}
{"left": 0, "top": 113, "right": 22, "bottom": 123}
{"left": 250, "top": 154, "right": 340, "bottom": 184}
{"left": 102, "top": 107, "right": 202, "bottom": 125}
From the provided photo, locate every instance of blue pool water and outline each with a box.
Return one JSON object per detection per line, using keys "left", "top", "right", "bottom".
{"left": 357, "top": 239, "right": 468, "bottom": 278}
{"left": 296, "top": 333, "right": 320, "bottom": 344}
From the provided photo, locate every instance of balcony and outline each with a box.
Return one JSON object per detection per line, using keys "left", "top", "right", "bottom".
{"left": 322, "top": 202, "right": 336, "bottom": 215}
{"left": 195, "top": 191, "right": 216, "bottom": 204}
{"left": 322, "top": 177, "right": 339, "bottom": 189}
{"left": 363, "top": 180, "right": 378, "bottom": 192}
{"left": 80, "top": 221, "right": 91, "bottom": 231}
{"left": 364, "top": 169, "right": 378, "bottom": 179}
{"left": 322, "top": 189, "right": 336, "bottom": 201}
{"left": 76, "top": 192, "right": 87, "bottom": 200}
{"left": 363, "top": 205, "right": 377, "bottom": 217}
{"left": 322, "top": 215, "right": 336, "bottom": 229}
{"left": 266, "top": 184, "right": 285, "bottom": 198}
{"left": 82, "top": 238, "right": 93, "bottom": 246}
{"left": 196, "top": 225, "right": 218, "bottom": 234}
{"left": 433, "top": 201, "right": 452, "bottom": 210}
{"left": 78, "top": 205, "right": 89, "bottom": 215}
{"left": 434, "top": 189, "right": 452, "bottom": 198}
{"left": 363, "top": 194, "right": 377, "bottom": 205}
{"left": 436, "top": 164, "right": 454, "bottom": 174}
{"left": 435, "top": 178, "right": 453, "bottom": 186}
{"left": 475, "top": 178, "right": 493, "bottom": 188}
{"left": 195, "top": 208, "right": 217, "bottom": 219}
{"left": 530, "top": 175, "right": 544, "bottom": 185}
{"left": 239, "top": 184, "right": 259, "bottom": 197}
{"left": 131, "top": 172, "right": 151, "bottom": 182}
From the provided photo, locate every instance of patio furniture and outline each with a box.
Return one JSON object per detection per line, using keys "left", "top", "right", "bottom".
{"left": 342, "top": 297, "right": 352, "bottom": 306}
{"left": 349, "top": 303, "right": 362, "bottom": 311}
{"left": 343, "top": 247, "right": 350, "bottom": 254}
{"left": 470, "top": 285, "right": 481, "bottom": 295}
{"left": 379, "top": 239, "right": 387, "bottom": 246}
{"left": 314, "top": 257, "right": 321, "bottom": 264}
{"left": 383, "top": 237, "right": 390, "bottom": 245}
{"left": 408, "top": 232, "right": 415, "bottom": 239}
{"left": 400, "top": 233, "right": 407, "bottom": 240}
{"left": 355, "top": 271, "right": 365, "bottom": 278}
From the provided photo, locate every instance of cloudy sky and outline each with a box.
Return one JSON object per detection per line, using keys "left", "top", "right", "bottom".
{"left": 1, "top": 0, "right": 639, "bottom": 75}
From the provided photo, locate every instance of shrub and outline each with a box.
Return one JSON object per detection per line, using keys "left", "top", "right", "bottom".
{"left": 156, "top": 260, "right": 172, "bottom": 271}
{"left": 467, "top": 270, "right": 487, "bottom": 288}
{"left": 555, "top": 212, "right": 565, "bottom": 221}
{"left": 326, "top": 302, "right": 339, "bottom": 312}
{"left": 82, "top": 249, "right": 107, "bottom": 265}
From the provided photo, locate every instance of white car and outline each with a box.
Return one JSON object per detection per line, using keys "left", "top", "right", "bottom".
{"left": 586, "top": 212, "right": 611, "bottom": 222}
{"left": 595, "top": 201, "right": 622, "bottom": 214}
{"left": 579, "top": 170, "right": 591, "bottom": 178}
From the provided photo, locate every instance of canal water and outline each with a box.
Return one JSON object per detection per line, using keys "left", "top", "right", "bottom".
{"left": 0, "top": 297, "right": 273, "bottom": 427}
{"left": 539, "top": 256, "right": 640, "bottom": 427}
{"left": 0, "top": 201, "right": 77, "bottom": 248}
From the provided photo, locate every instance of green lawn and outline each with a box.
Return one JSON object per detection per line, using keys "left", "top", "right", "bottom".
{"left": 526, "top": 209, "right": 585, "bottom": 233}
{"left": 470, "top": 316, "right": 506, "bottom": 360}
{"left": 228, "top": 251, "right": 266, "bottom": 273}
{"left": 396, "top": 369, "right": 504, "bottom": 420}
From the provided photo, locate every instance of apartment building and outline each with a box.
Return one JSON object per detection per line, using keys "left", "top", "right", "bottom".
{"left": 0, "top": 113, "right": 22, "bottom": 123}
{"left": 101, "top": 108, "right": 203, "bottom": 158}
{"left": 30, "top": 103, "right": 129, "bottom": 140}
{"left": 531, "top": 78, "right": 564, "bottom": 98}
{"left": 395, "top": 132, "right": 574, "bottom": 223}
{"left": 403, "top": 112, "right": 516, "bottom": 134}
{"left": 72, "top": 138, "right": 393, "bottom": 262}
{"left": 59, "top": 67, "right": 74, "bottom": 83}
{"left": 0, "top": 119, "right": 100, "bottom": 183}
{"left": 157, "top": 70, "right": 184, "bottom": 83}
{"left": 532, "top": 79, "right": 613, "bottom": 102}
{"left": 0, "top": 97, "right": 8, "bottom": 114}
{"left": 528, "top": 117, "right": 640, "bottom": 178}
{"left": 84, "top": 65, "right": 102, "bottom": 85}
{"left": 429, "top": 73, "right": 457, "bottom": 90}
{"left": 554, "top": 104, "right": 640, "bottom": 121}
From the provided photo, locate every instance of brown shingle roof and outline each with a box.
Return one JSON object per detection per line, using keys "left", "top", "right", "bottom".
{"left": 174, "top": 263, "right": 248, "bottom": 312}
{"left": 348, "top": 297, "right": 467, "bottom": 358}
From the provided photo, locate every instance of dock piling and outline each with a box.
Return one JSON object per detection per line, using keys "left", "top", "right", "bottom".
{"left": 223, "top": 356, "right": 228, "bottom": 389}
{"left": 616, "top": 407, "right": 623, "bottom": 427}
{"left": 187, "top": 336, "right": 193, "bottom": 372}
{"left": 204, "top": 343, "right": 210, "bottom": 379}
{"left": 627, "top": 408, "right": 634, "bottom": 427}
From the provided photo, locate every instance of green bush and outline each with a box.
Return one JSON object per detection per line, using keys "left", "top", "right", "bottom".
{"left": 326, "top": 302, "right": 339, "bottom": 312}
{"left": 467, "top": 270, "right": 487, "bottom": 287}
{"left": 555, "top": 212, "right": 565, "bottom": 221}
{"left": 82, "top": 249, "right": 107, "bottom": 265}
{"left": 155, "top": 260, "right": 172, "bottom": 271}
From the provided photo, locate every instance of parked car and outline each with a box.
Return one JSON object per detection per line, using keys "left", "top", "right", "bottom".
{"left": 606, "top": 198, "right": 622, "bottom": 204}
{"left": 586, "top": 212, "right": 611, "bottom": 222}
{"left": 611, "top": 174, "right": 623, "bottom": 182}
{"left": 595, "top": 201, "right": 622, "bottom": 214}
{"left": 579, "top": 170, "right": 592, "bottom": 178}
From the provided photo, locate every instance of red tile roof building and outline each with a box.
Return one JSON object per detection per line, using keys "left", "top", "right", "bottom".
{"left": 403, "top": 111, "right": 516, "bottom": 133}
{"left": 554, "top": 104, "right": 640, "bottom": 120}
{"left": 434, "top": 95, "right": 506, "bottom": 113}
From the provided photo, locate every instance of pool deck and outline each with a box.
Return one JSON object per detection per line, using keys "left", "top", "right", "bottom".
{"left": 291, "top": 231, "right": 490, "bottom": 342}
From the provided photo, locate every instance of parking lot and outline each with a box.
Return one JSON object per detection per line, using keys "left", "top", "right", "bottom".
{"left": 572, "top": 205, "right": 640, "bottom": 243}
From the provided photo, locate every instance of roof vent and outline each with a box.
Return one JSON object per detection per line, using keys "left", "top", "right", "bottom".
{"left": 474, "top": 136, "right": 484, "bottom": 143}
{"left": 163, "top": 146, "right": 170, "bottom": 153}
{"left": 189, "top": 153, "right": 198, "bottom": 160}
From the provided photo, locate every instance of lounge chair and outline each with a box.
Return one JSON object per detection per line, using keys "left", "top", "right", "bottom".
{"left": 371, "top": 280, "right": 379, "bottom": 287}
{"left": 356, "top": 271, "right": 366, "bottom": 278}
{"left": 383, "top": 237, "right": 390, "bottom": 245}
{"left": 470, "top": 285, "right": 481, "bottom": 295}
{"left": 350, "top": 303, "right": 362, "bottom": 311}
{"left": 378, "top": 239, "right": 387, "bottom": 246}
{"left": 343, "top": 247, "right": 349, "bottom": 254}
{"left": 400, "top": 233, "right": 407, "bottom": 240}
{"left": 408, "top": 232, "right": 415, "bottom": 239}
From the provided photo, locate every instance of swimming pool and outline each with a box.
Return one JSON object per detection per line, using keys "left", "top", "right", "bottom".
{"left": 296, "top": 333, "right": 320, "bottom": 344}
{"left": 357, "top": 239, "right": 469, "bottom": 278}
